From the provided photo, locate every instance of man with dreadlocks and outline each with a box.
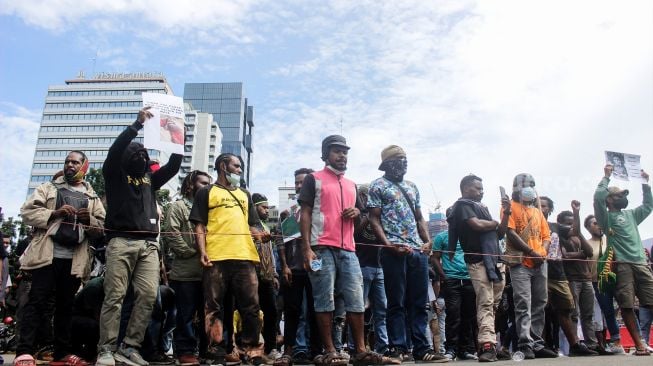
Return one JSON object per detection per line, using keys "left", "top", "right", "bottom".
{"left": 594, "top": 164, "right": 653, "bottom": 356}
{"left": 15, "top": 150, "right": 105, "bottom": 366}
{"left": 189, "top": 153, "right": 269, "bottom": 364}
{"left": 163, "top": 170, "right": 211, "bottom": 366}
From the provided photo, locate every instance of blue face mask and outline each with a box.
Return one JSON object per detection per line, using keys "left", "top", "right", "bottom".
{"left": 521, "top": 187, "right": 537, "bottom": 202}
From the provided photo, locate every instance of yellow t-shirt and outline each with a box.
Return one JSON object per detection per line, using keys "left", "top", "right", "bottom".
{"left": 203, "top": 186, "right": 259, "bottom": 262}
{"left": 506, "top": 201, "right": 550, "bottom": 268}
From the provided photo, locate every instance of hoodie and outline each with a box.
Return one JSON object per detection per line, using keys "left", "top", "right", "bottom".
{"left": 103, "top": 121, "right": 182, "bottom": 241}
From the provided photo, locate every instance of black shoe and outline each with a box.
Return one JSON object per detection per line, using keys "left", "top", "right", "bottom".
{"left": 569, "top": 343, "right": 599, "bottom": 357}
{"left": 496, "top": 348, "right": 511, "bottom": 361}
{"left": 533, "top": 347, "right": 558, "bottom": 358}
{"left": 292, "top": 352, "right": 311, "bottom": 365}
{"left": 477, "top": 343, "right": 497, "bottom": 362}
{"left": 519, "top": 347, "right": 535, "bottom": 360}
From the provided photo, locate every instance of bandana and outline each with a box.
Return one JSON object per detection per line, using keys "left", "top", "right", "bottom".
{"left": 65, "top": 158, "right": 89, "bottom": 185}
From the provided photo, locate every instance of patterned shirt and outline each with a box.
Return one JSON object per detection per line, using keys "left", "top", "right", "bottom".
{"left": 367, "top": 177, "right": 422, "bottom": 249}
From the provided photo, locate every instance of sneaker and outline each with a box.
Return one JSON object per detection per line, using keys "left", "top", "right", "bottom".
{"left": 115, "top": 344, "right": 149, "bottom": 366}
{"left": 477, "top": 343, "right": 497, "bottom": 362}
{"left": 178, "top": 354, "right": 200, "bottom": 366}
{"left": 459, "top": 352, "right": 478, "bottom": 361}
{"left": 96, "top": 350, "right": 116, "bottom": 366}
{"left": 533, "top": 347, "right": 558, "bottom": 358}
{"left": 267, "top": 350, "right": 282, "bottom": 361}
{"left": 496, "top": 348, "right": 511, "bottom": 361}
{"left": 569, "top": 343, "right": 599, "bottom": 357}
{"left": 224, "top": 350, "right": 242, "bottom": 366}
{"left": 443, "top": 350, "right": 455, "bottom": 361}
{"left": 518, "top": 347, "right": 535, "bottom": 360}
{"left": 414, "top": 351, "right": 448, "bottom": 363}
{"left": 146, "top": 352, "right": 175, "bottom": 365}
{"left": 608, "top": 342, "right": 625, "bottom": 354}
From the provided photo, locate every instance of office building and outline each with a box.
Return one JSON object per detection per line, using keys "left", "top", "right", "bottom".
{"left": 178, "top": 103, "right": 222, "bottom": 185}
{"left": 183, "top": 82, "right": 254, "bottom": 185}
{"left": 428, "top": 211, "right": 448, "bottom": 239}
{"left": 28, "top": 72, "right": 179, "bottom": 196}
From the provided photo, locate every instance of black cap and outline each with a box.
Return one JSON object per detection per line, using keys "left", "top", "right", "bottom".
{"left": 321, "top": 135, "right": 350, "bottom": 160}
{"left": 252, "top": 193, "right": 268, "bottom": 205}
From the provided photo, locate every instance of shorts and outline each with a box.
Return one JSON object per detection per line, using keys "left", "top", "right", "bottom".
{"left": 547, "top": 279, "right": 575, "bottom": 311}
{"left": 615, "top": 262, "right": 653, "bottom": 309}
{"left": 308, "top": 246, "right": 364, "bottom": 313}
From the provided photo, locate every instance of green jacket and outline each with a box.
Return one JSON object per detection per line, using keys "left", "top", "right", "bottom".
{"left": 593, "top": 176, "right": 653, "bottom": 264}
{"left": 163, "top": 199, "right": 202, "bottom": 281}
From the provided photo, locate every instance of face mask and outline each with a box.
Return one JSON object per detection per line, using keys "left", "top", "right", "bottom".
{"left": 127, "top": 158, "right": 147, "bottom": 176}
{"left": 614, "top": 196, "right": 628, "bottom": 209}
{"left": 521, "top": 187, "right": 537, "bottom": 202}
{"left": 227, "top": 172, "right": 241, "bottom": 187}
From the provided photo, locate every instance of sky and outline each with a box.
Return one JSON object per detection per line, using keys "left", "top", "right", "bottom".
{"left": 1, "top": 0, "right": 652, "bottom": 240}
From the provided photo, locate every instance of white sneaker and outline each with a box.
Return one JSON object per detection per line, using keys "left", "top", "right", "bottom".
{"left": 608, "top": 343, "right": 625, "bottom": 354}
{"left": 96, "top": 351, "right": 116, "bottom": 366}
{"left": 267, "top": 350, "right": 282, "bottom": 360}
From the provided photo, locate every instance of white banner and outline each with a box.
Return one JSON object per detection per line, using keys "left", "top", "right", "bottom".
{"left": 142, "top": 93, "right": 185, "bottom": 155}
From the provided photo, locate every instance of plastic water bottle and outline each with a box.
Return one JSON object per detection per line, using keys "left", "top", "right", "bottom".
{"left": 511, "top": 351, "right": 524, "bottom": 362}
{"left": 310, "top": 258, "right": 322, "bottom": 272}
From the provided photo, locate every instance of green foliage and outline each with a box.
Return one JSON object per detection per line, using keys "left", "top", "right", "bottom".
{"left": 86, "top": 168, "right": 105, "bottom": 197}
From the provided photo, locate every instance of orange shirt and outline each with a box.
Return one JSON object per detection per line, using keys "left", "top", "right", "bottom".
{"left": 504, "top": 201, "right": 550, "bottom": 268}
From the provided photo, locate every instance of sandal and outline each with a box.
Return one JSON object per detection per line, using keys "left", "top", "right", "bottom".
{"left": 274, "top": 355, "right": 293, "bottom": 366}
{"left": 634, "top": 348, "right": 651, "bottom": 356}
{"left": 49, "top": 355, "right": 89, "bottom": 366}
{"left": 14, "top": 354, "right": 37, "bottom": 366}
{"left": 414, "top": 351, "right": 449, "bottom": 363}
{"left": 313, "top": 352, "right": 348, "bottom": 366}
{"left": 353, "top": 352, "right": 401, "bottom": 366}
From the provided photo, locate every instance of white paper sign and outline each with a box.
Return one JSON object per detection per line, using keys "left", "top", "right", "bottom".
{"left": 142, "top": 93, "right": 185, "bottom": 155}
{"left": 605, "top": 151, "right": 644, "bottom": 182}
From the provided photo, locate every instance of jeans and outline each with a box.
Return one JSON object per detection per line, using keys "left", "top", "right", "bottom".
{"left": 436, "top": 297, "right": 446, "bottom": 354}
{"left": 293, "top": 293, "right": 310, "bottom": 356}
{"left": 442, "top": 278, "right": 476, "bottom": 354}
{"left": 308, "top": 247, "right": 364, "bottom": 313}
{"left": 568, "top": 280, "right": 598, "bottom": 345}
{"left": 593, "top": 282, "right": 621, "bottom": 341}
{"left": 283, "top": 271, "right": 320, "bottom": 356}
{"left": 170, "top": 280, "right": 206, "bottom": 356}
{"left": 381, "top": 250, "right": 431, "bottom": 356}
{"left": 16, "top": 258, "right": 80, "bottom": 359}
{"left": 259, "top": 278, "right": 278, "bottom": 353}
{"left": 203, "top": 260, "right": 260, "bottom": 349}
{"left": 510, "top": 262, "right": 547, "bottom": 351}
{"left": 99, "top": 238, "right": 160, "bottom": 350}
{"left": 347, "top": 266, "right": 389, "bottom": 353}
{"left": 639, "top": 307, "right": 653, "bottom": 345}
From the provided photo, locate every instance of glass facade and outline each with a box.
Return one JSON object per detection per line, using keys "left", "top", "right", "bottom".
{"left": 28, "top": 76, "right": 176, "bottom": 196}
{"left": 183, "top": 82, "right": 254, "bottom": 185}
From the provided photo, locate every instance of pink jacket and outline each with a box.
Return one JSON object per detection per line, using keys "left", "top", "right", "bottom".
{"left": 308, "top": 168, "right": 357, "bottom": 251}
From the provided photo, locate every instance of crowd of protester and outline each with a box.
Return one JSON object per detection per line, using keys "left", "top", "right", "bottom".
{"left": 3, "top": 107, "right": 653, "bottom": 366}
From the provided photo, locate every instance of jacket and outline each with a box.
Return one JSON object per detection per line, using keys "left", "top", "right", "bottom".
{"left": 103, "top": 121, "right": 182, "bottom": 241}
{"left": 20, "top": 176, "right": 105, "bottom": 278}
{"left": 163, "top": 199, "right": 202, "bottom": 281}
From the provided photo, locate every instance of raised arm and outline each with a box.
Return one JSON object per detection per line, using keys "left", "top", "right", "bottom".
{"left": 104, "top": 108, "right": 151, "bottom": 175}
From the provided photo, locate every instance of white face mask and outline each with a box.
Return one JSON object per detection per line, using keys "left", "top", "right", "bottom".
{"left": 521, "top": 187, "right": 537, "bottom": 202}
{"left": 227, "top": 172, "right": 241, "bottom": 187}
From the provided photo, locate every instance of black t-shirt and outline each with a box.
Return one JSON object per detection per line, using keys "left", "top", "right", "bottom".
{"left": 354, "top": 212, "right": 381, "bottom": 268}
{"left": 454, "top": 202, "right": 488, "bottom": 263}
{"left": 561, "top": 234, "right": 592, "bottom": 282}
{"left": 547, "top": 223, "right": 566, "bottom": 281}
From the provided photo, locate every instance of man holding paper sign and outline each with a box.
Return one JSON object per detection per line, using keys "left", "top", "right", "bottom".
{"left": 97, "top": 107, "right": 182, "bottom": 366}
{"left": 593, "top": 164, "right": 653, "bottom": 356}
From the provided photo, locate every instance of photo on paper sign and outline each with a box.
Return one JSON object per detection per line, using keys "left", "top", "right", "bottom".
{"left": 605, "top": 151, "right": 628, "bottom": 180}
{"left": 159, "top": 115, "right": 185, "bottom": 145}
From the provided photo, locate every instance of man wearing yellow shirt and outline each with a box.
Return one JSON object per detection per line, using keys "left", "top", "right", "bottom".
{"left": 503, "top": 174, "right": 557, "bottom": 359}
{"left": 189, "top": 153, "right": 269, "bottom": 364}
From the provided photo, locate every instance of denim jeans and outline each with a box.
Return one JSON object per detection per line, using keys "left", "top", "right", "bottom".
{"left": 282, "top": 271, "right": 320, "bottom": 356}
{"left": 639, "top": 307, "right": 653, "bottom": 345}
{"left": 510, "top": 262, "right": 547, "bottom": 351}
{"left": 308, "top": 247, "right": 364, "bottom": 313}
{"left": 592, "top": 282, "right": 621, "bottom": 341}
{"left": 381, "top": 249, "right": 431, "bottom": 356}
{"left": 170, "top": 280, "right": 206, "bottom": 356}
{"left": 347, "top": 266, "right": 389, "bottom": 353}
{"left": 442, "top": 278, "right": 476, "bottom": 354}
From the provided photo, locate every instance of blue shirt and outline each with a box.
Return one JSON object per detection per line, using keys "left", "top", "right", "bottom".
{"left": 433, "top": 231, "right": 470, "bottom": 280}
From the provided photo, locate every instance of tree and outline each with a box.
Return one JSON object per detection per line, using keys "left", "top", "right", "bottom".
{"left": 86, "top": 168, "right": 105, "bottom": 197}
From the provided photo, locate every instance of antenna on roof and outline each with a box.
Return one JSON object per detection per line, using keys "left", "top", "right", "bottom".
{"left": 91, "top": 49, "right": 99, "bottom": 75}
